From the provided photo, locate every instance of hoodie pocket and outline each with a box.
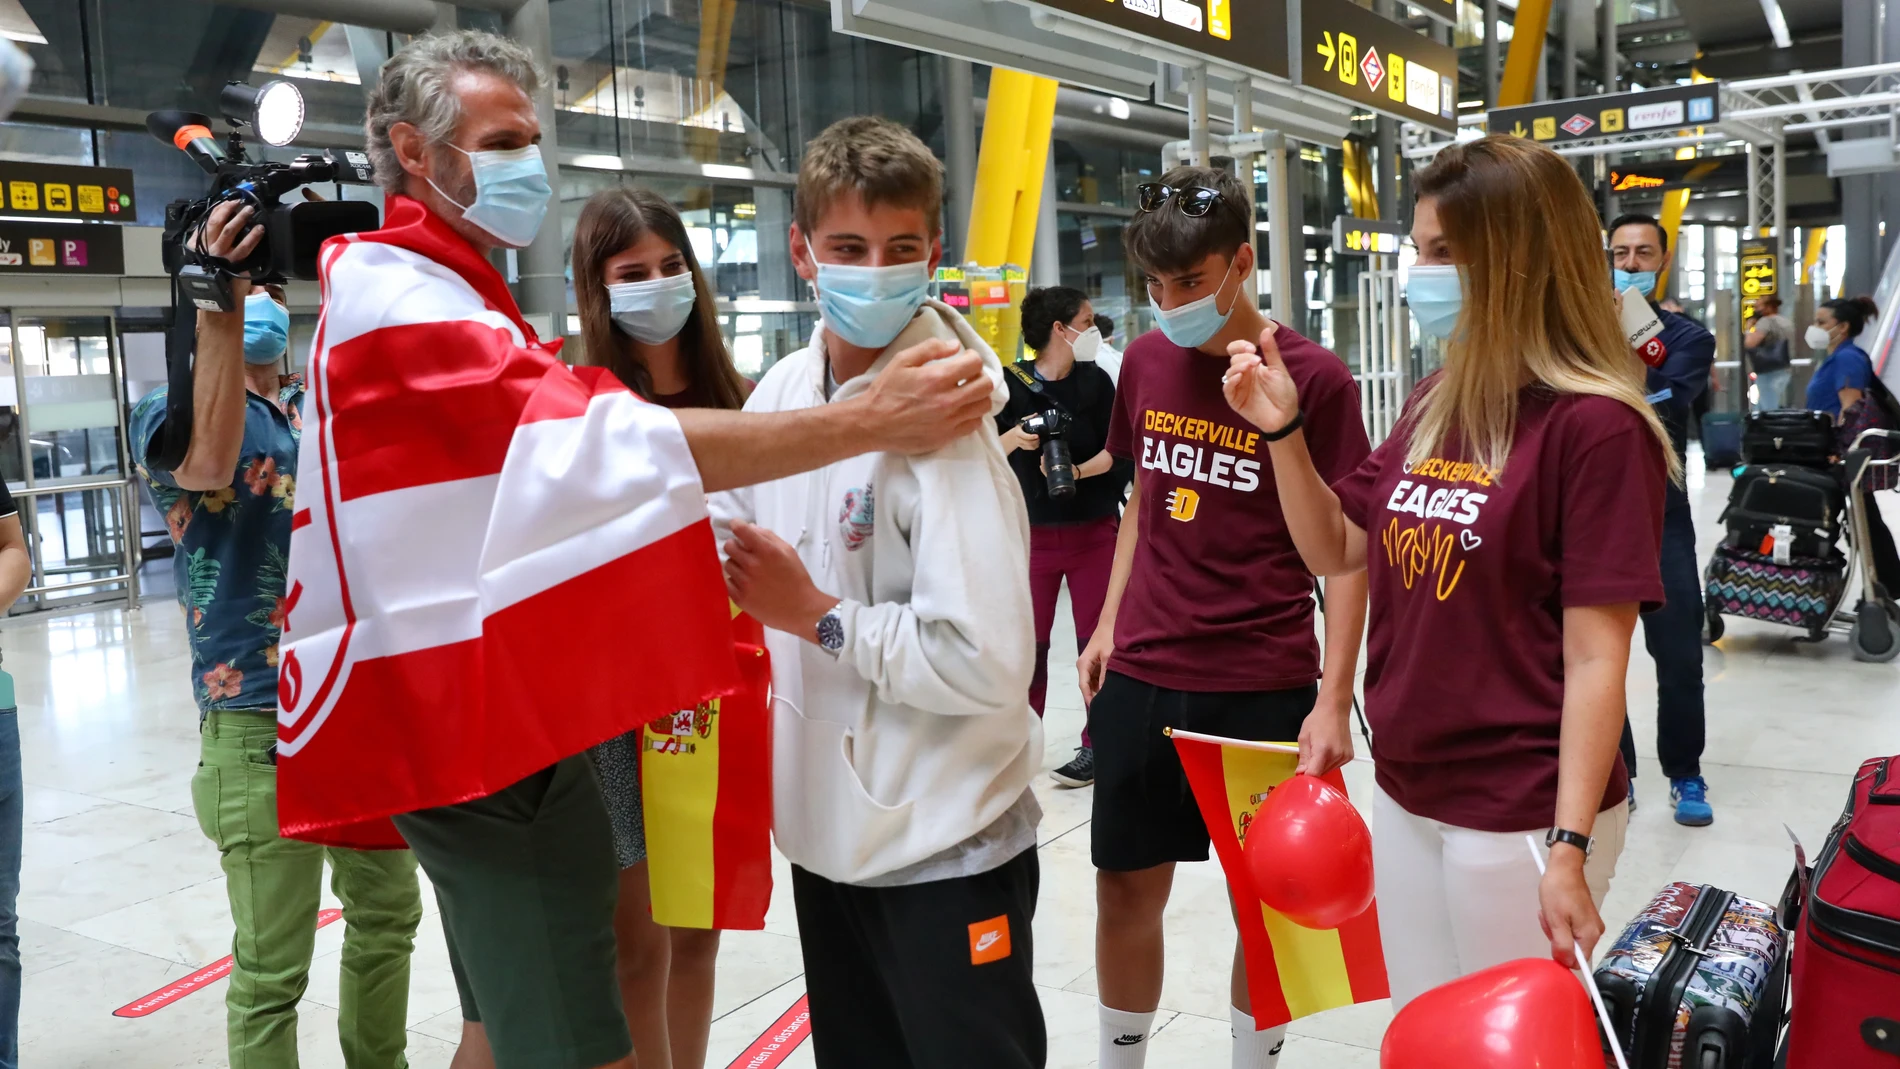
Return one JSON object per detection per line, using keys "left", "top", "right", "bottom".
{"left": 777, "top": 703, "right": 914, "bottom": 878}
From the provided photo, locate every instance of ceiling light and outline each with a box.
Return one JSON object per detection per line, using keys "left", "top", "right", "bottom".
{"left": 1109, "top": 97, "right": 1131, "bottom": 120}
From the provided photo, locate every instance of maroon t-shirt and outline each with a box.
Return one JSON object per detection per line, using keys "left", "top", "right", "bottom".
{"left": 1331, "top": 382, "right": 1667, "bottom": 832}
{"left": 1104, "top": 324, "right": 1370, "bottom": 691}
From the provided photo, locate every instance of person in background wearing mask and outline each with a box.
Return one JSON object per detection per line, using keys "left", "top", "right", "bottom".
{"left": 1608, "top": 213, "right": 1716, "bottom": 827}
{"left": 1808, "top": 296, "right": 1900, "bottom": 597}
{"left": 999, "top": 286, "right": 1131, "bottom": 789}
{"left": 1225, "top": 132, "right": 1665, "bottom": 1010}
{"left": 567, "top": 185, "right": 749, "bottom": 1069}
{"left": 333, "top": 37, "right": 990, "bottom": 1069}
{"left": 1746, "top": 295, "right": 1795, "bottom": 411}
{"left": 1093, "top": 313, "right": 1123, "bottom": 384}
{"left": 1081, "top": 165, "right": 1369, "bottom": 1069}
{"left": 129, "top": 202, "right": 426, "bottom": 1069}
{"left": 709, "top": 115, "right": 1044, "bottom": 1069}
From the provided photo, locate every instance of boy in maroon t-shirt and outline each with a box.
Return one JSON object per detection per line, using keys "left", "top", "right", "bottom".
{"left": 1079, "top": 166, "right": 1371, "bottom": 1069}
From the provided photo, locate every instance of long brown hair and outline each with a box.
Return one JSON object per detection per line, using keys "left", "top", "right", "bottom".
{"left": 571, "top": 186, "right": 748, "bottom": 410}
{"left": 1410, "top": 136, "right": 1678, "bottom": 481}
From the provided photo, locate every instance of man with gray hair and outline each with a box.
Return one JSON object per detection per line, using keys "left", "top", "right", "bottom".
{"left": 281, "top": 30, "right": 995, "bottom": 1069}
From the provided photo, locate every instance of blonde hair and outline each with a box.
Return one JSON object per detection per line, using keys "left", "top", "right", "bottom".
{"left": 795, "top": 116, "right": 943, "bottom": 237}
{"left": 1409, "top": 135, "right": 1679, "bottom": 483}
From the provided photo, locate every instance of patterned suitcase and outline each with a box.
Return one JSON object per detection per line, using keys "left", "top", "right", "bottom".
{"left": 1595, "top": 883, "right": 1788, "bottom": 1068}
{"left": 1704, "top": 544, "right": 1847, "bottom": 639}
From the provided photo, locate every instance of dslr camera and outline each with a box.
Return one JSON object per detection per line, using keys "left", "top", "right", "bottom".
{"left": 148, "top": 79, "right": 379, "bottom": 311}
{"left": 1020, "top": 408, "right": 1077, "bottom": 500}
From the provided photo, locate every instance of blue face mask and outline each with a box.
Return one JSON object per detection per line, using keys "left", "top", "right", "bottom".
{"left": 431, "top": 144, "right": 552, "bottom": 248}
{"left": 243, "top": 292, "right": 289, "bottom": 364}
{"left": 1406, "top": 264, "right": 1465, "bottom": 340}
{"left": 1151, "top": 255, "right": 1242, "bottom": 350}
{"left": 1613, "top": 268, "right": 1658, "bottom": 297}
{"left": 808, "top": 239, "right": 931, "bottom": 350}
{"left": 608, "top": 272, "right": 698, "bottom": 345}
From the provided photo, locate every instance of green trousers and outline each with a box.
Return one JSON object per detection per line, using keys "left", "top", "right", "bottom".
{"left": 191, "top": 711, "right": 424, "bottom": 1069}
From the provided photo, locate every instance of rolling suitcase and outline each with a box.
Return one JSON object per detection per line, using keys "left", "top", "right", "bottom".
{"left": 1720, "top": 464, "right": 1846, "bottom": 561}
{"left": 1703, "top": 545, "right": 1847, "bottom": 641}
{"left": 1704, "top": 411, "right": 1744, "bottom": 470}
{"left": 1784, "top": 756, "right": 1900, "bottom": 1066}
{"left": 1744, "top": 410, "right": 1837, "bottom": 466}
{"left": 1594, "top": 882, "right": 1787, "bottom": 1068}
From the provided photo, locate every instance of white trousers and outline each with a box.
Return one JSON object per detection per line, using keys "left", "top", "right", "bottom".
{"left": 1371, "top": 785, "right": 1629, "bottom": 1009}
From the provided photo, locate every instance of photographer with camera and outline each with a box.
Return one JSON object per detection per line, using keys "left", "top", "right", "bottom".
{"left": 998, "top": 286, "right": 1132, "bottom": 788}
{"left": 128, "top": 198, "right": 424, "bottom": 1069}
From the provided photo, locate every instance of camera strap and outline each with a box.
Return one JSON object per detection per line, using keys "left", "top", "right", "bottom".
{"left": 1005, "top": 361, "right": 1077, "bottom": 421}
{"left": 147, "top": 272, "right": 199, "bottom": 472}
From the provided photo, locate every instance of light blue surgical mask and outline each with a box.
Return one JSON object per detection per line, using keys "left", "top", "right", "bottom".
{"left": 608, "top": 273, "right": 698, "bottom": 345}
{"left": 1613, "top": 268, "right": 1658, "bottom": 297}
{"left": 807, "top": 238, "right": 930, "bottom": 349}
{"left": 1406, "top": 265, "right": 1465, "bottom": 340}
{"left": 1150, "top": 255, "right": 1242, "bottom": 350}
{"left": 430, "top": 144, "right": 552, "bottom": 248}
{"left": 243, "top": 292, "right": 289, "bottom": 364}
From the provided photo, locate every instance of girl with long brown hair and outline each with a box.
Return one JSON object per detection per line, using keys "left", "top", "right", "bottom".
{"left": 573, "top": 185, "right": 746, "bottom": 1069}
{"left": 1222, "top": 134, "right": 1675, "bottom": 1006}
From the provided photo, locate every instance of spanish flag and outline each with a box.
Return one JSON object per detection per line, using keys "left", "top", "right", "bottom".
{"left": 1171, "top": 732, "right": 1390, "bottom": 1028}
{"left": 638, "top": 609, "right": 774, "bottom": 930}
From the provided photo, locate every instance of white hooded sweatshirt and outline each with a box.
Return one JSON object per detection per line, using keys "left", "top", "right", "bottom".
{"left": 710, "top": 299, "right": 1041, "bottom": 885}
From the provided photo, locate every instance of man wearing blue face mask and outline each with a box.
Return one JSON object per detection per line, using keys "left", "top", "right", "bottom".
{"left": 1608, "top": 212, "right": 1716, "bottom": 828}
{"left": 708, "top": 115, "right": 1044, "bottom": 1069}
{"left": 130, "top": 210, "right": 427, "bottom": 1069}
{"left": 1079, "top": 165, "right": 1370, "bottom": 1069}
{"left": 336, "top": 34, "right": 996, "bottom": 1069}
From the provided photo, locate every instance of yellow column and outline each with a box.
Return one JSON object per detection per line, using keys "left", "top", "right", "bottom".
{"left": 964, "top": 69, "right": 1058, "bottom": 361}
{"left": 1496, "top": 0, "right": 1553, "bottom": 107}
{"left": 1802, "top": 229, "right": 1827, "bottom": 284}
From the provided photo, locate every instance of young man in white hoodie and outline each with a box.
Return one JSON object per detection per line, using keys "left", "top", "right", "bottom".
{"left": 710, "top": 116, "right": 1045, "bottom": 1069}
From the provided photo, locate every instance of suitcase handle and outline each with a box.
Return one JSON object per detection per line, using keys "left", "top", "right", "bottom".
{"left": 1863, "top": 1017, "right": 1900, "bottom": 1055}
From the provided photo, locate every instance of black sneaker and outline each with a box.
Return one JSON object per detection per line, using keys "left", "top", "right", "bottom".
{"left": 1050, "top": 746, "right": 1094, "bottom": 788}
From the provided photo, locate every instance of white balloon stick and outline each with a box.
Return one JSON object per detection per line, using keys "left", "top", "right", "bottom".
{"left": 1525, "top": 834, "right": 1632, "bottom": 1069}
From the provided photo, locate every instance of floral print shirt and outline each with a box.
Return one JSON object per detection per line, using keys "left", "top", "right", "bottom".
{"left": 131, "top": 376, "right": 302, "bottom": 715}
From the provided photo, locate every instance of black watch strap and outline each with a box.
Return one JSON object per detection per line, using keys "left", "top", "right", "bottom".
{"left": 1545, "top": 827, "right": 1594, "bottom": 856}
{"left": 1260, "top": 408, "right": 1304, "bottom": 442}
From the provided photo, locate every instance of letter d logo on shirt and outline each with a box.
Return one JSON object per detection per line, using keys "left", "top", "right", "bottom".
{"left": 1166, "top": 486, "right": 1200, "bottom": 522}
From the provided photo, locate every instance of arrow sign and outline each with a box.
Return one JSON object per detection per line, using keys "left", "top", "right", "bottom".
{"left": 1318, "top": 31, "right": 1337, "bottom": 71}
{"left": 1512, "top": 121, "right": 1528, "bottom": 137}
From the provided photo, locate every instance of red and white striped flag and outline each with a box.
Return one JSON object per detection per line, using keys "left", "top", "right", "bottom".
{"left": 277, "top": 195, "right": 742, "bottom": 848}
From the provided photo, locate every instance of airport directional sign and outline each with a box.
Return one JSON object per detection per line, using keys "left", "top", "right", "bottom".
{"left": 1297, "top": 0, "right": 1459, "bottom": 132}
{"left": 1332, "top": 215, "right": 1406, "bottom": 256}
{"left": 1488, "top": 83, "right": 1721, "bottom": 145}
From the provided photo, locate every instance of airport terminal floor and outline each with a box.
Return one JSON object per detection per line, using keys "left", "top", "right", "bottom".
{"left": 13, "top": 455, "right": 1896, "bottom": 1068}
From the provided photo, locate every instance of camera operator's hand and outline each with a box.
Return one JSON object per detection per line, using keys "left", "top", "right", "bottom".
{"left": 187, "top": 201, "right": 265, "bottom": 300}
{"left": 1000, "top": 423, "right": 1040, "bottom": 454}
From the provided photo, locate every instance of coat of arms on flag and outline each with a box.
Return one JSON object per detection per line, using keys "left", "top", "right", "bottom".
{"left": 1171, "top": 733, "right": 1390, "bottom": 1028}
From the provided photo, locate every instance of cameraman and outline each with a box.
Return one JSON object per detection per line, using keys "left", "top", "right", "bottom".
{"left": 129, "top": 199, "right": 422, "bottom": 1069}
{"left": 998, "top": 286, "right": 1131, "bottom": 788}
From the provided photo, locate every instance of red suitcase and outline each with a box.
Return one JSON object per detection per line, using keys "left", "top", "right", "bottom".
{"left": 1786, "top": 756, "right": 1900, "bottom": 1065}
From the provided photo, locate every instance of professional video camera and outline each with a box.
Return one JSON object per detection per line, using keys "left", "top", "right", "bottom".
{"left": 143, "top": 79, "right": 380, "bottom": 471}
{"left": 1020, "top": 408, "right": 1077, "bottom": 500}
{"left": 148, "top": 79, "right": 379, "bottom": 312}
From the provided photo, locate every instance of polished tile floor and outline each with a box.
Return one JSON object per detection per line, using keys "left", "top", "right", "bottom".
{"left": 15, "top": 459, "right": 1900, "bottom": 1068}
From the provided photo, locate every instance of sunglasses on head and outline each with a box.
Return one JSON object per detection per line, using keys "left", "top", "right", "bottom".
{"left": 1136, "top": 184, "right": 1226, "bottom": 217}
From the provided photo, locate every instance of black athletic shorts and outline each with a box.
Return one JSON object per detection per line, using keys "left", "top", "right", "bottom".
{"left": 1088, "top": 670, "right": 1317, "bottom": 872}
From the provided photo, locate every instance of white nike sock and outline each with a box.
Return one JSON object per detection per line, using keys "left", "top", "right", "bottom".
{"left": 1099, "top": 1004, "right": 1158, "bottom": 1069}
{"left": 1230, "top": 1006, "right": 1287, "bottom": 1069}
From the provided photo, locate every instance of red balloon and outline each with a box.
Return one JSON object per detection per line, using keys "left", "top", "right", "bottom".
{"left": 1380, "top": 958, "right": 1603, "bottom": 1069}
{"left": 1242, "top": 773, "right": 1374, "bottom": 929}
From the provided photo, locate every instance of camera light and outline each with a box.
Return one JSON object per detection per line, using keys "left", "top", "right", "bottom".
{"left": 252, "top": 80, "right": 305, "bottom": 146}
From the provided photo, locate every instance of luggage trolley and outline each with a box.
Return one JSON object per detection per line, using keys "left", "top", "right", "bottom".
{"left": 1843, "top": 428, "right": 1900, "bottom": 662}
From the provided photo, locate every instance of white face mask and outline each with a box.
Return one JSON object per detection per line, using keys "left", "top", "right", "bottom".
{"left": 1064, "top": 324, "right": 1102, "bottom": 362}
{"left": 607, "top": 272, "right": 697, "bottom": 345}
{"left": 1805, "top": 324, "right": 1836, "bottom": 351}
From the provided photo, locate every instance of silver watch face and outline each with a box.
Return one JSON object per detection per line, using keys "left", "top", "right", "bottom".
{"left": 817, "top": 609, "right": 845, "bottom": 651}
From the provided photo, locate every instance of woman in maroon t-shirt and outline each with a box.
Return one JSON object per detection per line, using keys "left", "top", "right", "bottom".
{"left": 566, "top": 186, "right": 753, "bottom": 1069}
{"left": 1222, "top": 136, "right": 1676, "bottom": 1008}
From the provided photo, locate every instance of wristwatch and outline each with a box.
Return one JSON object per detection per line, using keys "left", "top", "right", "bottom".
{"left": 1545, "top": 827, "right": 1595, "bottom": 857}
{"left": 815, "top": 601, "right": 845, "bottom": 655}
